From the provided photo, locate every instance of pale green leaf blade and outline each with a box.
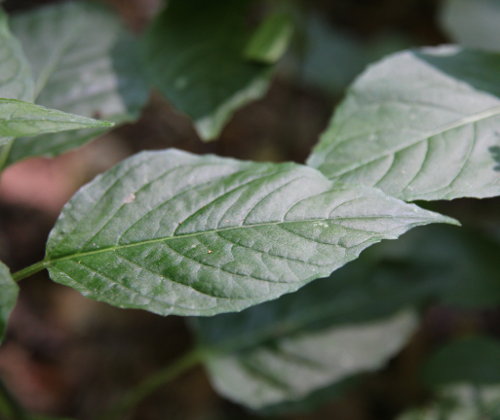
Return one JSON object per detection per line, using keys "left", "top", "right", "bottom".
{"left": 194, "top": 252, "right": 434, "bottom": 410}
{"left": 0, "top": 98, "right": 113, "bottom": 138}
{"left": 398, "top": 385, "right": 500, "bottom": 420}
{"left": 0, "top": 262, "right": 18, "bottom": 344}
{"left": 202, "top": 311, "right": 416, "bottom": 410}
{"left": 441, "top": 0, "right": 500, "bottom": 52}
{"left": 0, "top": 8, "right": 33, "bottom": 101}
{"left": 45, "top": 149, "right": 453, "bottom": 316}
{"left": 143, "top": 0, "right": 289, "bottom": 141}
{"left": 6, "top": 2, "right": 147, "bottom": 165}
{"left": 307, "top": 47, "right": 500, "bottom": 201}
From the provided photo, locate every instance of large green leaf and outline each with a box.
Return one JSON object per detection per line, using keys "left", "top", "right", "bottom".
{"left": 307, "top": 47, "right": 500, "bottom": 201}
{"left": 201, "top": 311, "right": 415, "bottom": 410}
{"left": 5, "top": 1, "right": 147, "bottom": 166}
{"left": 44, "top": 149, "right": 453, "bottom": 316}
{"left": 441, "top": 0, "right": 500, "bottom": 52}
{"left": 0, "top": 98, "right": 112, "bottom": 140}
{"left": 194, "top": 252, "right": 433, "bottom": 410}
{"left": 143, "top": 0, "right": 289, "bottom": 141}
{"left": 0, "top": 262, "right": 18, "bottom": 344}
{"left": 423, "top": 336, "right": 500, "bottom": 387}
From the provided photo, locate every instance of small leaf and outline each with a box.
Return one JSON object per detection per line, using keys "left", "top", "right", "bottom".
{"left": 441, "top": 0, "right": 500, "bottom": 52}
{"left": 0, "top": 98, "right": 113, "bottom": 139}
{"left": 423, "top": 336, "right": 500, "bottom": 387}
{"left": 0, "top": 262, "right": 18, "bottom": 344}
{"left": 143, "top": 0, "right": 290, "bottom": 141}
{"left": 244, "top": 12, "right": 294, "bottom": 64}
{"left": 5, "top": 2, "right": 147, "bottom": 166}
{"left": 45, "top": 149, "right": 453, "bottom": 316}
{"left": 308, "top": 47, "right": 500, "bottom": 201}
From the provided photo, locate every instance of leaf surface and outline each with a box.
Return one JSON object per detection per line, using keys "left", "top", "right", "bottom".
{"left": 398, "top": 385, "right": 500, "bottom": 420}
{"left": 6, "top": 2, "right": 147, "bottom": 165}
{"left": 423, "top": 336, "right": 500, "bottom": 387}
{"left": 307, "top": 47, "right": 500, "bottom": 201}
{"left": 0, "top": 262, "right": 18, "bottom": 344}
{"left": 0, "top": 98, "right": 112, "bottom": 140}
{"left": 143, "top": 0, "right": 289, "bottom": 141}
{"left": 0, "top": 8, "right": 33, "bottom": 101}
{"left": 45, "top": 149, "right": 453, "bottom": 316}
{"left": 194, "top": 250, "right": 434, "bottom": 409}
{"left": 441, "top": 0, "right": 500, "bottom": 52}
{"left": 202, "top": 311, "right": 415, "bottom": 410}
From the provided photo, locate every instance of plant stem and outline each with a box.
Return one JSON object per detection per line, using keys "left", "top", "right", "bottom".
{"left": 0, "top": 379, "right": 30, "bottom": 420}
{"left": 0, "top": 139, "right": 14, "bottom": 173}
{"left": 12, "top": 260, "right": 47, "bottom": 282}
{"left": 99, "top": 348, "right": 205, "bottom": 420}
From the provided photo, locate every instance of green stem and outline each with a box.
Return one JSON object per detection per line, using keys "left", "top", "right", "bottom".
{"left": 0, "top": 139, "right": 14, "bottom": 173}
{"left": 100, "top": 348, "right": 205, "bottom": 420}
{"left": 12, "top": 260, "right": 47, "bottom": 282}
{"left": 0, "top": 379, "right": 30, "bottom": 420}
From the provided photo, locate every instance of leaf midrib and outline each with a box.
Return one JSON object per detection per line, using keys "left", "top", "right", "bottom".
{"left": 325, "top": 104, "right": 500, "bottom": 178}
{"left": 46, "top": 214, "right": 429, "bottom": 265}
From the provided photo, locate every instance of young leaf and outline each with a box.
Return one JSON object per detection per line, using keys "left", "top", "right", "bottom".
{"left": 0, "top": 98, "right": 113, "bottom": 139}
{"left": 5, "top": 2, "right": 147, "bottom": 166}
{"left": 307, "top": 47, "right": 500, "bottom": 201}
{"left": 244, "top": 12, "right": 294, "bottom": 64}
{"left": 44, "top": 149, "right": 454, "bottom": 316}
{"left": 143, "top": 0, "right": 290, "bottom": 141}
{"left": 422, "top": 336, "right": 500, "bottom": 387}
{"left": 193, "top": 254, "right": 431, "bottom": 410}
{"left": 441, "top": 0, "right": 500, "bottom": 52}
{"left": 0, "top": 262, "right": 18, "bottom": 344}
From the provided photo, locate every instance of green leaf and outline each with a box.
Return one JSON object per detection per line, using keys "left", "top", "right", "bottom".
{"left": 44, "top": 149, "right": 453, "bottom": 316}
{"left": 307, "top": 47, "right": 500, "bottom": 201}
{"left": 5, "top": 1, "right": 147, "bottom": 165}
{"left": 0, "top": 262, "right": 18, "bottom": 344}
{"left": 441, "top": 0, "right": 500, "bottom": 52}
{"left": 244, "top": 12, "right": 294, "bottom": 64}
{"left": 143, "top": 0, "right": 289, "bottom": 141}
{"left": 398, "top": 385, "right": 500, "bottom": 420}
{"left": 0, "top": 8, "right": 33, "bottom": 101}
{"left": 194, "top": 250, "right": 436, "bottom": 410}
{"left": 423, "top": 336, "right": 500, "bottom": 387}
{"left": 0, "top": 98, "right": 113, "bottom": 139}
{"left": 377, "top": 225, "right": 500, "bottom": 309}
{"left": 201, "top": 311, "right": 416, "bottom": 410}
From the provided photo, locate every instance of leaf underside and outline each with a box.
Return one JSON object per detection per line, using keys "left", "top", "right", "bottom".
{"left": 45, "top": 149, "right": 453, "bottom": 316}
{"left": 308, "top": 46, "right": 500, "bottom": 201}
{"left": 204, "top": 311, "right": 416, "bottom": 410}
